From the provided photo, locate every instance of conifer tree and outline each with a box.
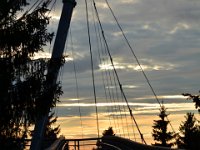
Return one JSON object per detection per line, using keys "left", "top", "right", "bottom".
{"left": 41, "top": 112, "right": 61, "bottom": 149}
{"left": 152, "top": 105, "right": 175, "bottom": 147}
{"left": 176, "top": 113, "right": 200, "bottom": 149}
{"left": 0, "top": 1, "right": 62, "bottom": 149}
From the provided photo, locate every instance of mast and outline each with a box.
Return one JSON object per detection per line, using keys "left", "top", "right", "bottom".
{"left": 30, "top": 0, "right": 76, "bottom": 149}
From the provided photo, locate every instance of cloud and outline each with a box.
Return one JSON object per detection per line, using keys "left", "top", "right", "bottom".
{"left": 169, "top": 22, "right": 190, "bottom": 34}
{"left": 38, "top": 0, "right": 200, "bottom": 141}
{"left": 98, "top": 58, "right": 175, "bottom": 71}
{"left": 57, "top": 101, "right": 195, "bottom": 116}
{"left": 135, "top": 95, "right": 186, "bottom": 100}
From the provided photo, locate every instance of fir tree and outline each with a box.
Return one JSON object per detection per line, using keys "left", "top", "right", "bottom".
{"left": 152, "top": 105, "right": 175, "bottom": 147}
{"left": 0, "top": 1, "right": 62, "bottom": 149}
{"left": 177, "top": 113, "right": 200, "bottom": 149}
{"left": 41, "top": 112, "right": 60, "bottom": 149}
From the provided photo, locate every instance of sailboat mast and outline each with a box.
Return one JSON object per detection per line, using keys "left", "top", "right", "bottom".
{"left": 30, "top": 0, "right": 76, "bottom": 150}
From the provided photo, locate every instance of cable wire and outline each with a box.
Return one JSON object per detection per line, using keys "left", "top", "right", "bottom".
{"left": 84, "top": 0, "right": 100, "bottom": 138}
{"left": 69, "top": 28, "right": 84, "bottom": 139}
{"left": 92, "top": 0, "right": 146, "bottom": 144}
{"left": 90, "top": 1, "right": 112, "bottom": 127}
{"left": 104, "top": 0, "right": 176, "bottom": 133}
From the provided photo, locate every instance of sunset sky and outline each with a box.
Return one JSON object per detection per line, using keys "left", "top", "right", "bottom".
{"left": 33, "top": 0, "right": 200, "bottom": 145}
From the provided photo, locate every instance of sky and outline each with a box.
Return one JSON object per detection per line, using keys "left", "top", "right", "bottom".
{"left": 33, "top": 0, "right": 200, "bottom": 145}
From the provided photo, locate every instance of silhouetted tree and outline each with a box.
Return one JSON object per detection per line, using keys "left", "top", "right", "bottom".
{"left": 41, "top": 112, "right": 61, "bottom": 149}
{"left": 93, "top": 127, "right": 115, "bottom": 150}
{"left": 152, "top": 105, "right": 175, "bottom": 148}
{"left": 102, "top": 127, "right": 115, "bottom": 136}
{"left": 182, "top": 92, "right": 200, "bottom": 112}
{"left": 0, "top": 1, "right": 62, "bottom": 149}
{"left": 176, "top": 113, "right": 200, "bottom": 149}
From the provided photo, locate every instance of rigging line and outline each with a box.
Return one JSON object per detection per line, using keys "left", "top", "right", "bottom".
{"left": 107, "top": 62, "right": 122, "bottom": 135}
{"left": 112, "top": 72, "right": 129, "bottom": 139}
{"left": 92, "top": 0, "right": 146, "bottom": 144}
{"left": 118, "top": 86, "right": 136, "bottom": 140}
{"left": 105, "top": 50, "right": 128, "bottom": 136}
{"left": 113, "top": 74, "right": 126, "bottom": 138}
{"left": 32, "top": 0, "right": 54, "bottom": 14}
{"left": 106, "top": 58, "right": 132, "bottom": 138}
{"left": 84, "top": 0, "right": 100, "bottom": 138}
{"left": 69, "top": 28, "right": 84, "bottom": 139}
{"left": 103, "top": 56, "right": 119, "bottom": 135}
{"left": 101, "top": 43, "right": 123, "bottom": 136}
{"left": 93, "top": 10, "right": 119, "bottom": 135}
{"left": 23, "top": 0, "right": 52, "bottom": 18}
{"left": 92, "top": 5, "right": 119, "bottom": 134}
{"left": 100, "top": 30, "right": 122, "bottom": 137}
{"left": 100, "top": 34, "right": 123, "bottom": 136}
{"left": 121, "top": 93, "right": 137, "bottom": 141}
{"left": 26, "top": 0, "right": 41, "bottom": 14}
{"left": 47, "top": 0, "right": 57, "bottom": 16}
{"left": 104, "top": 0, "right": 176, "bottom": 133}
{"left": 18, "top": 0, "right": 41, "bottom": 19}
{"left": 97, "top": 20, "right": 123, "bottom": 135}
{"left": 44, "top": 0, "right": 54, "bottom": 7}
{"left": 93, "top": 0, "right": 146, "bottom": 144}
{"left": 91, "top": 1, "right": 124, "bottom": 135}
{"left": 113, "top": 74, "right": 136, "bottom": 140}
{"left": 126, "top": 97, "right": 136, "bottom": 141}
{"left": 90, "top": 2, "right": 112, "bottom": 127}
{"left": 91, "top": 1, "right": 123, "bottom": 136}
{"left": 100, "top": 46, "right": 119, "bottom": 135}
{"left": 34, "top": 0, "right": 45, "bottom": 11}
{"left": 104, "top": 0, "right": 161, "bottom": 108}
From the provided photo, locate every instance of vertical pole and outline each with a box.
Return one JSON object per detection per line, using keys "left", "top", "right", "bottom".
{"left": 74, "top": 141, "right": 77, "bottom": 150}
{"left": 30, "top": 1, "right": 76, "bottom": 150}
{"left": 78, "top": 141, "right": 80, "bottom": 150}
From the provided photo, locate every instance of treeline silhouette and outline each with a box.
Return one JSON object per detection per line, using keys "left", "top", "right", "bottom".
{"left": 99, "top": 93, "right": 200, "bottom": 149}
{"left": 152, "top": 103, "right": 200, "bottom": 149}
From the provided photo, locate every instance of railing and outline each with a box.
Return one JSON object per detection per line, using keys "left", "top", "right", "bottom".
{"left": 101, "top": 136, "right": 172, "bottom": 150}
{"left": 46, "top": 137, "right": 123, "bottom": 150}
{"left": 46, "top": 136, "right": 66, "bottom": 150}
{"left": 65, "top": 137, "right": 101, "bottom": 150}
{"left": 26, "top": 136, "right": 176, "bottom": 150}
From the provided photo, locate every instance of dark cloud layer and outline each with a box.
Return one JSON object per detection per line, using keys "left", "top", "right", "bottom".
{"left": 45, "top": 0, "right": 200, "bottom": 139}
{"left": 46, "top": 0, "right": 200, "bottom": 102}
